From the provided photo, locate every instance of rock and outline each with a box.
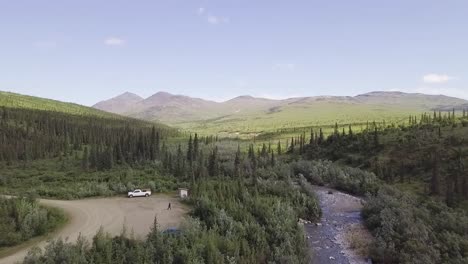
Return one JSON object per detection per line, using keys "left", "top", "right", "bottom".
{"left": 329, "top": 256, "right": 335, "bottom": 260}
{"left": 315, "top": 223, "right": 322, "bottom": 226}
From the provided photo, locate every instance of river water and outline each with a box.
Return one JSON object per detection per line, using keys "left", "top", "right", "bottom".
{"left": 303, "top": 185, "right": 372, "bottom": 264}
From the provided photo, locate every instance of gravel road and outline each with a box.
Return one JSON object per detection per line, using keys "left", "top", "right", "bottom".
{"left": 0, "top": 195, "right": 187, "bottom": 264}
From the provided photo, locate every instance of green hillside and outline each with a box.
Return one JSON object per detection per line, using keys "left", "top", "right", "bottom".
{"left": 179, "top": 102, "right": 416, "bottom": 136}
{"left": 0, "top": 91, "right": 129, "bottom": 119}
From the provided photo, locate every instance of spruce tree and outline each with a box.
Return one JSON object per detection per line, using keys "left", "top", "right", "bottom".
{"left": 309, "top": 129, "right": 315, "bottom": 145}
{"left": 208, "top": 146, "right": 219, "bottom": 177}
{"left": 270, "top": 152, "right": 276, "bottom": 167}
{"left": 193, "top": 133, "right": 199, "bottom": 162}
{"left": 187, "top": 134, "right": 193, "bottom": 164}
{"left": 234, "top": 145, "right": 241, "bottom": 177}
{"left": 81, "top": 146, "right": 89, "bottom": 171}
{"left": 318, "top": 128, "right": 324, "bottom": 145}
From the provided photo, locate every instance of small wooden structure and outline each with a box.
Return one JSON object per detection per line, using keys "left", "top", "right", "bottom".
{"left": 178, "top": 188, "right": 189, "bottom": 198}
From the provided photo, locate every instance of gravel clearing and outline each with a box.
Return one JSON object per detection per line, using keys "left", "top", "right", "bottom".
{"left": 0, "top": 194, "right": 188, "bottom": 264}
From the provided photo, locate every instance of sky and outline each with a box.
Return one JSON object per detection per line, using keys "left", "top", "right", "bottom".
{"left": 1, "top": 0, "right": 467, "bottom": 106}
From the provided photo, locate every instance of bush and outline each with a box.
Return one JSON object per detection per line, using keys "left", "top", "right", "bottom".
{"left": 0, "top": 197, "right": 66, "bottom": 248}
{"left": 291, "top": 159, "right": 378, "bottom": 195}
{"left": 363, "top": 186, "right": 468, "bottom": 264}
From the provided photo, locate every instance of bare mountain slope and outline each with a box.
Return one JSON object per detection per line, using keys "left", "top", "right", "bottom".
{"left": 93, "top": 92, "right": 143, "bottom": 114}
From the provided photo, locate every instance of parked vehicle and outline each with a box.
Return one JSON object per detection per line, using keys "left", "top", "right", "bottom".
{"left": 127, "top": 189, "right": 151, "bottom": 198}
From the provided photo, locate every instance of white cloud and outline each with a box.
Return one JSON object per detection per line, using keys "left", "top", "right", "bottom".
{"left": 422, "top": 73, "right": 455, "bottom": 84}
{"left": 206, "top": 15, "right": 229, "bottom": 25}
{"left": 197, "top": 7, "right": 229, "bottom": 25}
{"left": 104, "top": 37, "right": 125, "bottom": 46}
{"left": 273, "top": 63, "right": 296, "bottom": 71}
{"left": 33, "top": 41, "right": 57, "bottom": 48}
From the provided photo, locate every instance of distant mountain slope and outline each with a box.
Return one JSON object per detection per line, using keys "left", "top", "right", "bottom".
{"left": 93, "top": 91, "right": 468, "bottom": 135}
{"left": 93, "top": 92, "right": 143, "bottom": 114}
{"left": 124, "top": 91, "right": 224, "bottom": 122}
{"left": 355, "top": 91, "right": 467, "bottom": 109}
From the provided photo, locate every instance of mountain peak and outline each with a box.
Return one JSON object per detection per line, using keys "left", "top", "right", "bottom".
{"left": 93, "top": 92, "right": 143, "bottom": 114}
{"left": 229, "top": 95, "right": 255, "bottom": 101}
{"left": 151, "top": 91, "right": 173, "bottom": 97}
{"left": 116, "top": 92, "right": 143, "bottom": 100}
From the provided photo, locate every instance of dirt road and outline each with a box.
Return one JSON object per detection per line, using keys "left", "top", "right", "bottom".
{"left": 0, "top": 194, "right": 188, "bottom": 264}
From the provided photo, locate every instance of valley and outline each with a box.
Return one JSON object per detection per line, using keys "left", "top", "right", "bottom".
{"left": 94, "top": 91, "right": 468, "bottom": 137}
{"left": 3, "top": 1, "right": 468, "bottom": 263}
{"left": 1, "top": 90, "right": 467, "bottom": 264}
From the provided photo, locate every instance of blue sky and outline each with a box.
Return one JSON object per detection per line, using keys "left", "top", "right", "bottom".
{"left": 1, "top": 0, "right": 467, "bottom": 105}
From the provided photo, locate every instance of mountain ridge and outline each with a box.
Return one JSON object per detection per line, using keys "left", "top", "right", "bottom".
{"left": 93, "top": 90, "right": 468, "bottom": 134}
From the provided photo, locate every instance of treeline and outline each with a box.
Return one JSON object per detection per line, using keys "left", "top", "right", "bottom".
{"left": 293, "top": 111, "right": 468, "bottom": 207}
{"left": 0, "top": 196, "right": 66, "bottom": 247}
{"left": 0, "top": 107, "right": 175, "bottom": 164}
{"left": 22, "top": 178, "right": 320, "bottom": 264}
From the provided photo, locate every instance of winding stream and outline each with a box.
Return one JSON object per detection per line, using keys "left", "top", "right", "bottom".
{"left": 303, "top": 185, "right": 372, "bottom": 264}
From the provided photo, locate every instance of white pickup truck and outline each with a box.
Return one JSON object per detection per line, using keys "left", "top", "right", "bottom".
{"left": 127, "top": 189, "right": 151, "bottom": 198}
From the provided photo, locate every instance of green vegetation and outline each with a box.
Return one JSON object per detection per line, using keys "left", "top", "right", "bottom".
{"left": 0, "top": 91, "right": 122, "bottom": 119}
{"left": 301, "top": 111, "right": 468, "bottom": 207}
{"left": 22, "top": 178, "right": 318, "bottom": 264}
{"left": 2, "top": 92, "right": 468, "bottom": 263}
{"left": 291, "top": 159, "right": 378, "bottom": 196}
{"left": 363, "top": 186, "right": 468, "bottom": 263}
{"left": 178, "top": 101, "right": 416, "bottom": 137}
{"left": 0, "top": 196, "right": 66, "bottom": 248}
{"left": 295, "top": 110, "right": 468, "bottom": 263}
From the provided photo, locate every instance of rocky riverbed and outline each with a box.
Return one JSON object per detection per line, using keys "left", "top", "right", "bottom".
{"left": 302, "top": 185, "right": 373, "bottom": 264}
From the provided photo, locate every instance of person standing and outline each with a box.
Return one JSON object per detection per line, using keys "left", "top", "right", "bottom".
{"left": 167, "top": 202, "right": 171, "bottom": 210}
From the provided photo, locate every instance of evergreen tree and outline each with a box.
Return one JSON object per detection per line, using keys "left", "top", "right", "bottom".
{"left": 187, "top": 134, "right": 194, "bottom": 164}
{"left": 261, "top": 143, "right": 267, "bottom": 157}
{"left": 150, "top": 126, "right": 156, "bottom": 161}
{"left": 373, "top": 127, "right": 379, "bottom": 149}
{"left": 81, "top": 146, "right": 89, "bottom": 171}
{"left": 193, "top": 133, "right": 199, "bottom": 162}
{"left": 318, "top": 128, "right": 324, "bottom": 145}
{"left": 208, "top": 146, "right": 219, "bottom": 177}
{"left": 234, "top": 145, "right": 241, "bottom": 177}
{"left": 270, "top": 152, "right": 276, "bottom": 167}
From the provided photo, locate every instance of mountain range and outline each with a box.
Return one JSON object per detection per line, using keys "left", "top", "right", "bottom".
{"left": 93, "top": 91, "right": 468, "bottom": 135}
